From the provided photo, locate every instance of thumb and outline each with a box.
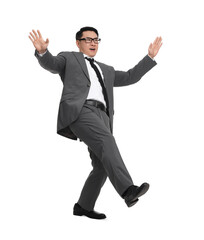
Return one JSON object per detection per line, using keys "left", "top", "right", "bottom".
{"left": 45, "top": 38, "right": 49, "bottom": 44}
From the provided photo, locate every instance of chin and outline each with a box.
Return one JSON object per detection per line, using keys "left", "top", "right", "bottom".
{"left": 89, "top": 52, "right": 97, "bottom": 57}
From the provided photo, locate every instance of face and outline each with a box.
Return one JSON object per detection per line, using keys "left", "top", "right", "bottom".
{"left": 76, "top": 31, "right": 99, "bottom": 57}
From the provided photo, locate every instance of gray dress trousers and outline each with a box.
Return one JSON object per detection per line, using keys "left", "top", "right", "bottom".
{"left": 69, "top": 102, "right": 133, "bottom": 211}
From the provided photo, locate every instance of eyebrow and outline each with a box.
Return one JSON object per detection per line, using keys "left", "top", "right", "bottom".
{"left": 85, "top": 37, "right": 98, "bottom": 39}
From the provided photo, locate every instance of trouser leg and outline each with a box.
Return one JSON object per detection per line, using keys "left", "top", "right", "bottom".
{"left": 77, "top": 148, "right": 107, "bottom": 211}
{"left": 69, "top": 104, "right": 133, "bottom": 198}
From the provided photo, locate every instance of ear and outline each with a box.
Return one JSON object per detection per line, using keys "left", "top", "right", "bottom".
{"left": 76, "top": 40, "right": 80, "bottom": 49}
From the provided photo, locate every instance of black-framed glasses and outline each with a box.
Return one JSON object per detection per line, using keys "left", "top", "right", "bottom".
{"left": 78, "top": 37, "right": 101, "bottom": 44}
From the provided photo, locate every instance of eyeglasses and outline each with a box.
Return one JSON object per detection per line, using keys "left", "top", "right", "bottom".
{"left": 78, "top": 37, "right": 101, "bottom": 44}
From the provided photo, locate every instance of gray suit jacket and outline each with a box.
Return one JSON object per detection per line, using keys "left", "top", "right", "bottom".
{"left": 35, "top": 50, "right": 157, "bottom": 140}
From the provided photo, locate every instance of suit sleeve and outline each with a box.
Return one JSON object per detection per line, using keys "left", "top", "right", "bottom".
{"left": 114, "top": 55, "right": 157, "bottom": 87}
{"left": 34, "top": 49, "right": 66, "bottom": 75}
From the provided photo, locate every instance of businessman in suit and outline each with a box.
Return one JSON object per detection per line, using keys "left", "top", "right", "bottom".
{"left": 29, "top": 27, "right": 162, "bottom": 219}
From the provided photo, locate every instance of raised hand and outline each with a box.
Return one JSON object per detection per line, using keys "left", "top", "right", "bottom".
{"left": 148, "top": 37, "right": 162, "bottom": 58}
{"left": 29, "top": 30, "right": 49, "bottom": 54}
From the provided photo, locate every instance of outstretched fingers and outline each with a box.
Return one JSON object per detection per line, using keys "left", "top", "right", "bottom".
{"left": 28, "top": 29, "right": 44, "bottom": 43}
{"left": 156, "top": 37, "right": 163, "bottom": 50}
{"left": 32, "top": 29, "right": 38, "bottom": 38}
{"left": 153, "top": 37, "right": 162, "bottom": 50}
{"left": 153, "top": 37, "right": 158, "bottom": 45}
{"left": 153, "top": 37, "right": 160, "bottom": 46}
{"left": 29, "top": 31, "right": 36, "bottom": 41}
{"left": 157, "top": 37, "right": 162, "bottom": 46}
{"left": 37, "top": 30, "right": 42, "bottom": 38}
{"left": 28, "top": 35, "right": 33, "bottom": 43}
{"left": 148, "top": 36, "right": 163, "bottom": 58}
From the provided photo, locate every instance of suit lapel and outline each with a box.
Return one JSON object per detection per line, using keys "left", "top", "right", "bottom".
{"left": 72, "top": 52, "right": 110, "bottom": 91}
{"left": 72, "top": 52, "right": 90, "bottom": 81}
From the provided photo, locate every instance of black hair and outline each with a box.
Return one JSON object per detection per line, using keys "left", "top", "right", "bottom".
{"left": 76, "top": 26, "right": 99, "bottom": 40}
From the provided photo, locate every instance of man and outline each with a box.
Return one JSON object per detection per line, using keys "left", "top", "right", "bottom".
{"left": 29, "top": 27, "right": 162, "bottom": 220}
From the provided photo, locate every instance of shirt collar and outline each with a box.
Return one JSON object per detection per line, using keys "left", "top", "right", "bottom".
{"left": 83, "top": 53, "right": 95, "bottom": 61}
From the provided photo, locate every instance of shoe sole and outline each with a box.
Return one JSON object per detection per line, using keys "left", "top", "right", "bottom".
{"left": 74, "top": 212, "right": 106, "bottom": 220}
{"left": 127, "top": 198, "right": 139, "bottom": 207}
{"left": 73, "top": 212, "right": 83, "bottom": 216}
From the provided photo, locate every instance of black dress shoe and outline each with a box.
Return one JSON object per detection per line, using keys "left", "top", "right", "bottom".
{"left": 123, "top": 183, "right": 150, "bottom": 207}
{"left": 73, "top": 203, "right": 106, "bottom": 220}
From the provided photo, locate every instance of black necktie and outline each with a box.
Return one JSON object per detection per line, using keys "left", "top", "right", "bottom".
{"left": 85, "top": 57, "right": 109, "bottom": 115}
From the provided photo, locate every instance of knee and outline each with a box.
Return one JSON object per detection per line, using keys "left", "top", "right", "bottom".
{"left": 93, "top": 166, "right": 107, "bottom": 181}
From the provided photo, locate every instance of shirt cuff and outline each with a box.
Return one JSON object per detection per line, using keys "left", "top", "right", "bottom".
{"left": 38, "top": 50, "right": 47, "bottom": 57}
{"left": 148, "top": 54, "right": 155, "bottom": 61}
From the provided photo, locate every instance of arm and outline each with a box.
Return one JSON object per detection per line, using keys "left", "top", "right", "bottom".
{"left": 34, "top": 49, "right": 66, "bottom": 75}
{"left": 114, "top": 36, "right": 162, "bottom": 87}
{"left": 29, "top": 30, "right": 65, "bottom": 75}
{"left": 114, "top": 55, "right": 157, "bottom": 87}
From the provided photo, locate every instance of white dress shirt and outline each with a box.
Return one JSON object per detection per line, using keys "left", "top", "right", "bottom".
{"left": 83, "top": 54, "right": 106, "bottom": 107}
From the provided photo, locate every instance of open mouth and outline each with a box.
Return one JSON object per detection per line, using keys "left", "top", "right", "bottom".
{"left": 90, "top": 48, "right": 95, "bottom": 51}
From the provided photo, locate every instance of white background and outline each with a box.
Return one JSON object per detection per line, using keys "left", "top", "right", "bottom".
{"left": 1, "top": 0, "right": 204, "bottom": 239}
